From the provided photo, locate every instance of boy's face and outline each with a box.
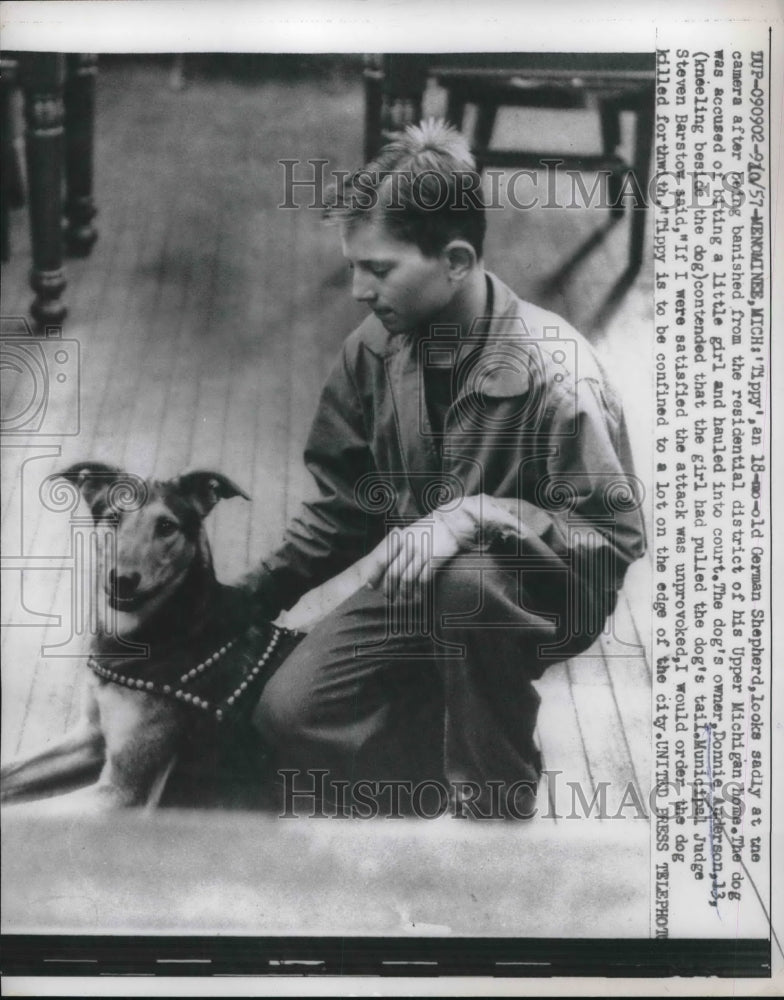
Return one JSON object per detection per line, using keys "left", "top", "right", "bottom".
{"left": 340, "top": 217, "right": 454, "bottom": 335}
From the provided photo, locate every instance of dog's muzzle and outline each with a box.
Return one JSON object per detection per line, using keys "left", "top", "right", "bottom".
{"left": 105, "top": 572, "right": 167, "bottom": 611}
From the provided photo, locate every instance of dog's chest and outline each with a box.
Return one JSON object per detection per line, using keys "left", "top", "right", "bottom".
{"left": 92, "top": 675, "right": 185, "bottom": 758}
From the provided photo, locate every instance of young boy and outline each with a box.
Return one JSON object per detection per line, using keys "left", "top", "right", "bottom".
{"left": 247, "top": 119, "right": 646, "bottom": 817}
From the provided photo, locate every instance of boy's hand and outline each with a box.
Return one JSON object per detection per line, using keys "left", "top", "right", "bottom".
{"left": 365, "top": 495, "right": 521, "bottom": 604}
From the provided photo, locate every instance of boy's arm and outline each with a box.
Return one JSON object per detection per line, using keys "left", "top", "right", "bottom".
{"left": 367, "top": 378, "right": 647, "bottom": 616}
{"left": 485, "top": 377, "right": 647, "bottom": 569}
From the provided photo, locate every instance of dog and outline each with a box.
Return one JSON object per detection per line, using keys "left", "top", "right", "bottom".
{"left": 0, "top": 462, "right": 301, "bottom": 812}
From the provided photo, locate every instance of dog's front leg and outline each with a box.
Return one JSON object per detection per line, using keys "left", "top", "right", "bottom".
{"left": 89, "top": 685, "right": 187, "bottom": 808}
{"left": 0, "top": 686, "right": 105, "bottom": 803}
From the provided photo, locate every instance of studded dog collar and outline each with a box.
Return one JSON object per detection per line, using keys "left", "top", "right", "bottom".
{"left": 88, "top": 623, "right": 302, "bottom": 723}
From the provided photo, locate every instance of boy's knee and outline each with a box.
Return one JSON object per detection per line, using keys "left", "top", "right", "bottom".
{"left": 252, "top": 669, "right": 314, "bottom": 743}
{"left": 432, "top": 553, "right": 520, "bottom": 626}
{"left": 432, "top": 554, "right": 486, "bottom": 606}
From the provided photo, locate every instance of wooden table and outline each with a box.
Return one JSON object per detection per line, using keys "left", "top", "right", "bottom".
{"left": 364, "top": 53, "right": 655, "bottom": 275}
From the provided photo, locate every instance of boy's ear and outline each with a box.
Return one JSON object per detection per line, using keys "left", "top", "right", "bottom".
{"left": 444, "top": 239, "right": 477, "bottom": 281}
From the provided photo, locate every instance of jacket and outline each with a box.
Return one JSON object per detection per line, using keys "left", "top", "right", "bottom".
{"left": 255, "top": 271, "right": 647, "bottom": 655}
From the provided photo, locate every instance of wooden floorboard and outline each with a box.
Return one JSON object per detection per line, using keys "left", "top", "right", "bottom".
{"left": 245, "top": 208, "right": 298, "bottom": 563}
{"left": 601, "top": 589, "right": 652, "bottom": 796}
{"left": 1, "top": 58, "right": 653, "bottom": 796}
{"left": 534, "top": 661, "right": 595, "bottom": 820}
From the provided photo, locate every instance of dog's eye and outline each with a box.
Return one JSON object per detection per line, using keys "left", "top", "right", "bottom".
{"left": 156, "top": 517, "right": 179, "bottom": 538}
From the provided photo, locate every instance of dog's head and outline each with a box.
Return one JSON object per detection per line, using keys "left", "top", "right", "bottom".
{"left": 54, "top": 463, "right": 250, "bottom": 622}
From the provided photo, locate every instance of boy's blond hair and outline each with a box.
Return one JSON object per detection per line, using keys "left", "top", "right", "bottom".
{"left": 326, "top": 118, "right": 487, "bottom": 257}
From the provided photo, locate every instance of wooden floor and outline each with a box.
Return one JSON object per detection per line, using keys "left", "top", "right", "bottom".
{"left": 1, "top": 57, "right": 654, "bottom": 822}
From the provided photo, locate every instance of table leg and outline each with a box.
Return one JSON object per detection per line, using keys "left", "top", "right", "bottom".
{"left": 472, "top": 102, "right": 499, "bottom": 172}
{"left": 0, "top": 57, "right": 23, "bottom": 262}
{"left": 445, "top": 90, "right": 466, "bottom": 133}
{"left": 64, "top": 54, "right": 98, "bottom": 257}
{"left": 363, "top": 58, "right": 384, "bottom": 162}
{"left": 599, "top": 96, "right": 624, "bottom": 219}
{"left": 19, "top": 53, "right": 67, "bottom": 327}
{"left": 379, "top": 55, "right": 427, "bottom": 136}
{"left": 628, "top": 86, "right": 654, "bottom": 274}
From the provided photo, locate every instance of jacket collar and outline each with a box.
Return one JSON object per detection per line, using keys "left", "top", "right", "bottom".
{"left": 359, "top": 270, "right": 525, "bottom": 358}
{"left": 365, "top": 270, "right": 589, "bottom": 404}
{"left": 379, "top": 273, "right": 539, "bottom": 486}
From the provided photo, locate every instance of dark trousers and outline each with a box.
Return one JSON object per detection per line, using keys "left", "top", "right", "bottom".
{"left": 252, "top": 555, "right": 574, "bottom": 816}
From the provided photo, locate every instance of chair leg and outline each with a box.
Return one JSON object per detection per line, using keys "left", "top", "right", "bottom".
{"left": 628, "top": 89, "right": 654, "bottom": 274}
{"left": 599, "top": 97, "right": 624, "bottom": 218}
{"left": 19, "top": 52, "right": 67, "bottom": 327}
{"left": 473, "top": 102, "right": 498, "bottom": 171}
{"left": 445, "top": 91, "right": 466, "bottom": 132}
{"left": 0, "top": 66, "right": 21, "bottom": 261}
{"left": 379, "top": 55, "right": 426, "bottom": 135}
{"left": 64, "top": 54, "right": 98, "bottom": 258}
{"left": 363, "top": 63, "right": 384, "bottom": 162}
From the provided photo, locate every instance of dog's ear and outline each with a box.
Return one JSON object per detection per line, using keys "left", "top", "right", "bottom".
{"left": 54, "top": 462, "right": 128, "bottom": 513}
{"left": 175, "top": 471, "right": 251, "bottom": 518}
